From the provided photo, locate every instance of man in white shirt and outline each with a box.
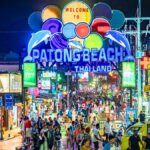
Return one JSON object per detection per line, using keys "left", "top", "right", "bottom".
{"left": 104, "top": 118, "right": 112, "bottom": 140}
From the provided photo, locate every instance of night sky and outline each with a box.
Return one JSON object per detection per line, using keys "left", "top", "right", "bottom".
{"left": 0, "top": 0, "right": 149, "bottom": 57}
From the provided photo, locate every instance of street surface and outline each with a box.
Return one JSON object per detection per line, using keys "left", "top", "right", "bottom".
{"left": 0, "top": 136, "right": 22, "bottom": 150}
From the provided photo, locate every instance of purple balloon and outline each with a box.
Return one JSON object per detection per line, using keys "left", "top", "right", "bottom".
{"left": 42, "top": 18, "right": 63, "bottom": 34}
{"left": 50, "top": 33, "right": 68, "bottom": 49}
{"left": 93, "top": 2, "right": 112, "bottom": 20}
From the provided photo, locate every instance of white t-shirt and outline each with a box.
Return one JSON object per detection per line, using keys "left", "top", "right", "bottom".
{"left": 92, "top": 128, "right": 100, "bottom": 142}
{"left": 104, "top": 122, "right": 112, "bottom": 134}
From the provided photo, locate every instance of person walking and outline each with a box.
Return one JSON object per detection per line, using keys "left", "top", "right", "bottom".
{"left": 31, "top": 123, "right": 40, "bottom": 150}
{"left": 92, "top": 123, "right": 101, "bottom": 150}
{"left": 25, "top": 116, "right": 32, "bottom": 144}
{"left": 143, "top": 133, "right": 150, "bottom": 150}
{"left": 66, "top": 127, "right": 72, "bottom": 149}
{"left": 129, "top": 130, "right": 143, "bottom": 150}
{"left": 77, "top": 126, "right": 85, "bottom": 150}
{"left": 47, "top": 123, "right": 54, "bottom": 150}
{"left": 54, "top": 127, "right": 62, "bottom": 150}
{"left": 104, "top": 118, "right": 112, "bottom": 140}
{"left": 139, "top": 111, "right": 145, "bottom": 123}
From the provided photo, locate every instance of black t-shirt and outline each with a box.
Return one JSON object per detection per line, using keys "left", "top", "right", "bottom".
{"left": 129, "top": 135, "right": 141, "bottom": 150}
{"left": 139, "top": 113, "right": 145, "bottom": 122}
{"left": 144, "top": 137, "right": 150, "bottom": 149}
{"left": 54, "top": 132, "right": 62, "bottom": 141}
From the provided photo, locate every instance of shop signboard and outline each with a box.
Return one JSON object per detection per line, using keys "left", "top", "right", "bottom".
{"left": 41, "top": 78, "right": 51, "bottom": 90}
{"left": 144, "top": 85, "right": 150, "bottom": 92}
{"left": 0, "top": 74, "right": 9, "bottom": 93}
{"left": 126, "top": 107, "right": 137, "bottom": 127}
{"left": 42, "top": 71, "right": 56, "bottom": 79}
{"left": 10, "top": 74, "right": 22, "bottom": 93}
{"left": 51, "top": 83, "right": 56, "bottom": 94}
{"left": 23, "top": 1, "right": 134, "bottom": 74}
{"left": 122, "top": 62, "right": 136, "bottom": 88}
{"left": 23, "top": 63, "right": 37, "bottom": 88}
{"left": 0, "top": 97, "right": 2, "bottom": 107}
{"left": 5, "top": 94, "right": 13, "bottom": 110}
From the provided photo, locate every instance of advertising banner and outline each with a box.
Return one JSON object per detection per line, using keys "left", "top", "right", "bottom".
{"left": 5, "top": 94, "right": 14, "bottom": 110}
{"left": 0, "top": 74, "right": 9, "bottom": 93}
{"left": 23, "top": 63, "right": 37, "bottom": 87}
{"left": 122, "top": 62, "right": 136, "bottom": 88}
{"left": 126, "top": 107, "right": 137, "bottom": 127}
{"left": 10, "top": 74, "right": 22, "bottom": 93}
{"left": 0, "top": 97, "right": 2, "bottom": 107}
{"left": 148, "top": 65, "right": 150, "bottom": 84}
{"left": 41, "top": 78, "right": 51, "bottom": 90}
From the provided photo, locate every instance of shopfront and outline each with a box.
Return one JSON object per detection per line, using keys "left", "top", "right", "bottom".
{"left": 0, "top": 73, "right": 22, "bottom": 130}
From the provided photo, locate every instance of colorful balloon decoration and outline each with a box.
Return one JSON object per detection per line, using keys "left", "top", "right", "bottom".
{"left": 42, "top": 18, "right": 63, "bottom": 34}
{"left": 91, "top": 18, "right": 111, "bottom": 38}
{"left": 41, "top": 5, "right": 61, "bottom": 22}
{"left": 28, "top": 11, "right": 43, "bottom": 31}
{"left": 63, "top": 23, "right": 76, "bottom": 39}
{"left": 76, "top": 23, "right": 90, "bottom": 39}
{"left": 84, "top": 33, "right": 103, "bottom": 50}
{"left": 50, "top": 33, "right": 68, "bottom": 49}
{"left": 92, "top": 2, "right": 112, "bottom": 20}
{"left": 110, "top": 10, "right": 125, "bottom": 29}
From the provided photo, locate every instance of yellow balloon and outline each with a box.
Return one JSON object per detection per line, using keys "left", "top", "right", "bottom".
{"left": 62, "top": 1, "right": 92, "bottom": 24}
{"left": 42, "top": 5, "right": 61, "bottom": 22}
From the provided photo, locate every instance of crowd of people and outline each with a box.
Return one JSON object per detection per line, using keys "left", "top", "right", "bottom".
{"left": 20, "top": 115, "right": 116, "bottom": 150}
{"left": 18, "top": 92, "right": 150, "bottom": 150}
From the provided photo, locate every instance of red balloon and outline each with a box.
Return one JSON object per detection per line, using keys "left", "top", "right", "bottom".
{"left": 91, "top": 18, "right": 111, "bottom": 38}
{"left": 75, "top": 23, "right": 90, "bottom": 39}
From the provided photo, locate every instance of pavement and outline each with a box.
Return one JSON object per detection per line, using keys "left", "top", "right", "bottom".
{"left": 0, "top": 135, "right": 23, "bottom": 150}
{"left": 2, "top": 128, "right": 21, "bottom": 140}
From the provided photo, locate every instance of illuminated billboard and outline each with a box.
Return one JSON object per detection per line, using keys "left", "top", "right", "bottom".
{"left": 41, "top": 78, "right": 51, "bottom": 90}
{"left": 78, "top": 72, "right": 89, "bottom": 82}
{"left": 10, "top": 74, "right": 22, "bottom": 93}
{"left": 24, "top": 1, "right": 134, "bottom": 74}
{"left": 122, "top": 62, "right": 136, "bottom": 88}
{"left": 23, "top": 63, "right": 37, "bottom": 88}
{"left": 0, "top": 74, "right": 9, "bottom": 93}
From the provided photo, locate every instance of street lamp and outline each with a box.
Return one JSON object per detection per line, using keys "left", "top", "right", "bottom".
{"left": 122, "top": 0, "right": 150, "bottom": 115}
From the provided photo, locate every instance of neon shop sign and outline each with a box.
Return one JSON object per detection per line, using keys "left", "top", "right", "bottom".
{"left": 24, "top": 1, "right": 134, "bottom": 73}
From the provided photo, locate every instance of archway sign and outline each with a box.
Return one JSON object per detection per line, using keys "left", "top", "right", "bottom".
{"left": 24, "top": 1, "right": 134, "bottom": 74}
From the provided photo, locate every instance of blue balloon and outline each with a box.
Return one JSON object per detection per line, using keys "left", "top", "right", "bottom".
{"left": 110, "top": 10, "right": 125, "bottom": 29}
{"left": 63, "top": 23, "right": 76, "bottom": 39}
{"left": 28, "top": 11, "right": 43, "bottom": 31}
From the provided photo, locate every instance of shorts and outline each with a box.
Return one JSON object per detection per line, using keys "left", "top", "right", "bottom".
{"left": 93, "top": 141, "right": 99, "bottom": 149}
{"left": 48, "top": 143, "right": 53, "bottom": 149}
{"left": 26, "top": 128, "right": 31, "bottom": 138}
{"left": 54, "top": 140, "right": 61, "bottom": 148}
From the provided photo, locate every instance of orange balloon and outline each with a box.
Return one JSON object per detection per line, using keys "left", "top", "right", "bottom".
{"left": 42, "top": 5, "right": 61, "bottom": 22}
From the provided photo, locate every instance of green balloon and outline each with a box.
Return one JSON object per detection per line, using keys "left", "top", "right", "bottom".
{"left": 84, "top": 33, "right": 103, "bottom": 50}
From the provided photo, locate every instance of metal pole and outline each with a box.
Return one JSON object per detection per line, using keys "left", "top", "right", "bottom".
{"left": 137, "top": 0, "right": 142, "bottom": 115}
{"left": 67, "top": 74, "right": 69, "bottom": 108}
{"left": 21, "top": 67, "right": 25, "bottom": 117}
{"left": 130, "top": 88, "right": 133, "bottom": 107}
{"left": 0, "top": 107, "right": 3, "bottom": 140}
